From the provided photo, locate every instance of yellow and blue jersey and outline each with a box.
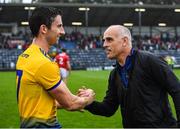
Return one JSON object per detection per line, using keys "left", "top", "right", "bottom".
{"left": 16, "top": 43, "right": 62, "bottom": 128}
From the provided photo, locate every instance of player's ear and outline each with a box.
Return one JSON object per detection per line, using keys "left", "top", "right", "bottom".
{"left": 40, "top": 24, "right": 48, "bottom": 34}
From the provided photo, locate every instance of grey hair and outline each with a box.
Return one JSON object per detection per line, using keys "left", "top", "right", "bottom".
{"left": 119, "top": 25, "right": 132, "bottom": 47}
{"left": 110, "top": 25, "right": 132, "bottom": 47}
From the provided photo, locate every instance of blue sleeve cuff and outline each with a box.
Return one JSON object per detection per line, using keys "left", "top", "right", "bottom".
{"left": 47, "top": 79, "right": 62, "bottom": 91}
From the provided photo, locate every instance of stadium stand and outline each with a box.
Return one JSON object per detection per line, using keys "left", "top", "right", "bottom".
{"left": 0, "top": 30, "right": 180, "bottom": 70}
{"left": 0, "top": 0, "right": 179, "bottom": 70}
{"left": 69, "top": 49, "right": 115, "bottom": 70}
{"left": 0, "top": 46, "right": 179, "bottom": 70}
{"left": 0, "top": 49, "right": 22, "bottom": 70}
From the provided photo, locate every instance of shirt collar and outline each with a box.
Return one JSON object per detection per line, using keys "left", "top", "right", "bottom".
{"left": 118, "top": 48, "right": 134, "bottom": 70}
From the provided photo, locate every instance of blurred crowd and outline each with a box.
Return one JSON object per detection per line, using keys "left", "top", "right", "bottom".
{"left": 0, "top": 31, "right": 180, "bottom": 52}
{"left": 0, "top": 31, "right": 31, "bottom": 50}
{"left": 134, "top": 35, "right": 180, "bottom": 51}
{"left": 59, "top": 31, "right": 102, "bottom": 50}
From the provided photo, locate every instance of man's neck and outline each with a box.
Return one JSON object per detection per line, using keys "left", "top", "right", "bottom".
{"left": 33, "top": 37, "right": 49, "bottom": 53}
{"left": 117, "top": 48, "right": 132, "bottom": 66}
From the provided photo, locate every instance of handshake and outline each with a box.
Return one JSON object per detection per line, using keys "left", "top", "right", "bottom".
{"left": 56, "top": 86, "right": 95, "bottom": 111}
{"left": 77, "top": 86, "right": 95, "bottom": 108}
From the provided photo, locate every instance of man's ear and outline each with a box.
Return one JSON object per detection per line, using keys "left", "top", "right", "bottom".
{"left": 40, "top": 24, "right": 48, "bottom": 34}
{"left": 122, "top": 42, "right": 126, "bottom": 47}
{"left": 122, "top": 37, "right": 128, "bottom": 47}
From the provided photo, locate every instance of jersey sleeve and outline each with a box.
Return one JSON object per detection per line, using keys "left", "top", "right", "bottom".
{"left": 35, "top": 62, "right": 62, "bottom": 90}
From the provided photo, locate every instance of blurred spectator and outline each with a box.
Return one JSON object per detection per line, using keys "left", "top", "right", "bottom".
{"left": 164, "top": 55, "right": 175, "bottom": 69}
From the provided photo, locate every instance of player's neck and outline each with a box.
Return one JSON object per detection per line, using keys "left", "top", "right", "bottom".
{"left": 33, "top": 37, "right": 49, "bottom": 53}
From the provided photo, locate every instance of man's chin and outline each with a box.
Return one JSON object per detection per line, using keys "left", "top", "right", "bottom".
{"left": 107, "top": 55, "right": 114, "bottom": 60}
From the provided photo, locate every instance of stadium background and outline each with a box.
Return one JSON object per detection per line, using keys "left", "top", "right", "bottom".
{"left": 0, "top": 0, "right": 180, "bottom": 128}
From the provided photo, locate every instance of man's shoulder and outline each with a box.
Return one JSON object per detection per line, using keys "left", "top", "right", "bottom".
{"left": 136, "top": 50, "right": 158, "bottom": 61}
{"left": 137, "top": 50, "right": 153, "bottom": 56}
{"left": 136, "top": 50, "right": 166, "bottom": 68}
{"left": 109, "top": 65, "right": 118, "bottom": 77}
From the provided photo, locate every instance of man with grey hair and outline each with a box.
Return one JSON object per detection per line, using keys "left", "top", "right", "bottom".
{"left": 78, "top": 25, "right": 180, "bottom": 128}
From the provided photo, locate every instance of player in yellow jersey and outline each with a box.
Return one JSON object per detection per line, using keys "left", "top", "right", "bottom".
{"left": 16, "top": 7, "right": 95, "bottom": 128}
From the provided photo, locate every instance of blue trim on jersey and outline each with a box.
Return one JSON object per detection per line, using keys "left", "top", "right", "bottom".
{"left": 16, "top": 70, "right": 23, "bottom": 102}
{"left": 47, "top": 79, "right": 62, "bottom": 91}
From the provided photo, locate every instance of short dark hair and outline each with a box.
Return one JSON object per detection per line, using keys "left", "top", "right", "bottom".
{"left": 61, "top": 48, "right": 66, "bottom": 52}
{"left": 29, "top": 7, "right": 62, "bottom": 37}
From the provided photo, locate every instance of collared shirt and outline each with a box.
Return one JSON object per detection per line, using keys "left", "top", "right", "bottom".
{"left": 118, "top": 48, "right": 135, "bottom": 88}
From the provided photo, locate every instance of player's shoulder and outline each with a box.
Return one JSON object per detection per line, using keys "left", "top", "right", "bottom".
{"left": 64, "top": 52, "right": 69, "bottom": 58}
{"left": 20, "top": 44, "right": 53, "bottom": 65}
{"left": 59, "top": 52, "right": 65, "bottom": 56}
{"left": 39, "top": 60, "right": 58, "bottom": 71}
{"left": 17, "top": 44, "right": 35, "bottom": 63}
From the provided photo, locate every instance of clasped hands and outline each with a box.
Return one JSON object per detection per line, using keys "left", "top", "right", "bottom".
{"left": 77, "top": 86, "right": 95, "bottom": 107}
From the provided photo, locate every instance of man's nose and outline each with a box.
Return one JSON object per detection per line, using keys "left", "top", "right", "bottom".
{"left": 103, "top": 41, "right": 107, "bottom": 48}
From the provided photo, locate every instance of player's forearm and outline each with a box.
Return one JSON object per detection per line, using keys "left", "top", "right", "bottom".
{"left": 49, "top": 81, "right": 93, "bottom": 111}
{"left": 65, "top": 95, "right": 88, "bottom": 111}
{"left": 56, "top": 100, "right": 63, "bottom": 109}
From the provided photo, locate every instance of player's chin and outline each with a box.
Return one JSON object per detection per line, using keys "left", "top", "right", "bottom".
{"left": 55, "top": 38, "right": 59, "bottom": 43}
{"left": 50, "top": 42, "right": 57, "bottom": 46}
{"left": 51, "top": 39, "right": 58, "bottom": 45}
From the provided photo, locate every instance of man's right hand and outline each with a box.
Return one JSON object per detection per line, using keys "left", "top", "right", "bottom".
{"left": 77, "top": 87, "right": 95, "bottom": 105}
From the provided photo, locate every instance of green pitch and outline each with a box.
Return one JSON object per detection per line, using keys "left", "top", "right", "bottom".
{"left": 0, "top": 69, "right": 179, "bottom": 128}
